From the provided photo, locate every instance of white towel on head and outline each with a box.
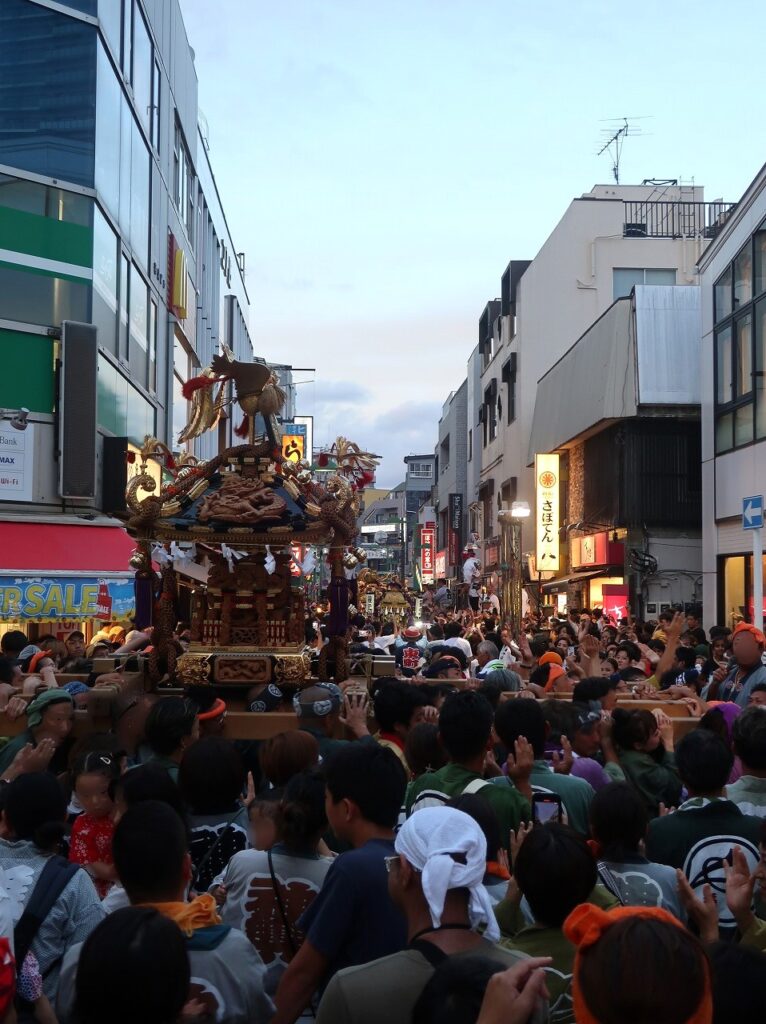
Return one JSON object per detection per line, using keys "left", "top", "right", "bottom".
{"left": 396, "top": 806, "right": 500, "bottom": 942}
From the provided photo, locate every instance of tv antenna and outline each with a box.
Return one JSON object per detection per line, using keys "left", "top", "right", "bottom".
{"left": 596, "top": 117, "right": 649, "bottom": 184}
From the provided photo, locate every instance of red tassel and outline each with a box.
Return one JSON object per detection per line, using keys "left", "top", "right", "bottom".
{"left": 359, "top": 471, "right": 374, "bottom": 486}
{"left": 165, "top": 453, "right": 176, "bottom": 470}
{"left": 318, "top": 452, "right": 329, "bottom": 467}
{"left": 234, "top": 415, "right": 250, "bottom": 439}
{"left": 182, "top": 375, "right": 218, "bottom": 400}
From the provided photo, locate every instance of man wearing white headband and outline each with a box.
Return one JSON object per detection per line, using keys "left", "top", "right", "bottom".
{"left": 315, "top": 807, "right": 547, "bottom": 1024}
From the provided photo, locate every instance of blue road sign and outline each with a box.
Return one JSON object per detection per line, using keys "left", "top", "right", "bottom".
{"left": 743, "top": 495, "right": 764, "bottom": 530}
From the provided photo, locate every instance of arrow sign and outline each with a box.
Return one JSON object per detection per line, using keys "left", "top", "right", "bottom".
{"left": 743, "top": 495, "right": 764, "bottom": 531}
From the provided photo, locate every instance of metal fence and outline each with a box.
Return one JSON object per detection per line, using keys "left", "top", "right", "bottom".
{"left": 623, "top": 201, "right": 736, "bottom": 239}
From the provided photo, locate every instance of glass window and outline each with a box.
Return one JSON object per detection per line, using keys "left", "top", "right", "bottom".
{"left": 173, "top": 119, "right": 195, "bottom": 244}
{"left": 132, "top": 6, "right": 152, "bottom": 135}
{"left": 715, "top": 266, "right": 733, "bottom": 323}
{"left": 0, "top": 265, "right": 88, "bottom": 328}
{"left": 60, "top": 0, "right": 97, "bottom": 12}
{"left": 735, "top": 405, "right": 753, "bottom": 447}
{"left": 735, "top": 314, "right": 753, "bottom": 398}
{"left": 119, "top": 95, "right": 132, "bottom": 234}
{"left": 613, "top": 269, "right": 643, "bottom": 300}
{"left": 723, "top": 555, "right": 746, "bottom": 629}
{"left": 129, "top": 264, "right": 148, "bottom": 385}
{"left": 129, "top": 120, "right": 150, "bottom": 267}
{"left": 716, "top": 326, "right": 733, "bottom": 405}
{"left": 95, "top": 41, "right": 121, "bottom": 218}
{"left": 755, "top": 231, "right": 766, "bottom": 298}
{"left": 0, "top": 173, "right": 90, "bottom": 226}
{"left": 756, "top": 298, "right": 766, "bottom": 439}
{"left": 119, "top": 253, "right": 129, "bottom": 361}
{"left": 122, "top": 0, "right": 132, "bottom": 76}
{"left": 715, "top": 413, "right": 733, "bottom": 454}
{"left": 0, "top": 0, "right": 96, "bottom": 186}
{"left": 126, "top": 382, "right": 154, "bottom": 445}
{"left": 148, "top": 299, "right": 157, "bottom": 393}
{"left": 92, "top": 206, "right": 119, "bottom": 355}
{"left": 735, "top": 243, "right": 753, "bottom": 309}
{"left": 97, "top": 354, "right": 124, "bottom": 435}
{"left": 151, "top": 58, "right": 161, "bottom": 150}
{"left": 645, "top": 268, "right": 676, "bottom": 286}
{"left": 612, "top": 267, "right": 675, "bottom": 300}
{"left": 98, "top": 0, "right": 121, "bottom": 58}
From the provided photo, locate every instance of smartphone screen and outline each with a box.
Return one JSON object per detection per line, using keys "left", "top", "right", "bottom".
{"left": 532, "top": 794, "right": 563, "bottom": 825}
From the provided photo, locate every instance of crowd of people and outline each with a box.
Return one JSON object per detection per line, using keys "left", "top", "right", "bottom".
{"left": 0, "top": 600, "right": 763, "bottom": 1022}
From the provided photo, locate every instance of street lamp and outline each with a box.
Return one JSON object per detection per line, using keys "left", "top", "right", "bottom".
{"left": 498, "top": 501, "right": 530, "bottom": 633}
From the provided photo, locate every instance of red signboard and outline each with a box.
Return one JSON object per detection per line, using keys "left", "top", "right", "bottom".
{"left": 601, "top": 584, "right": 629, "bottom": 624}
{"left": 570, "top": 532, "right": 624, "bottom": 570}
{"left": 484, "top": 539, "right": 500, "bottom": 567}
{"left": 421, "top": 528, "right": 435, "bottom": 583}
{"left": 434, "top": 549, "right": 447, "bottom": 578}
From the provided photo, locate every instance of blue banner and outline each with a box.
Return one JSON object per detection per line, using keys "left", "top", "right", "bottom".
{"left": 0, "top": 576, "right": 135, "bottom": 620}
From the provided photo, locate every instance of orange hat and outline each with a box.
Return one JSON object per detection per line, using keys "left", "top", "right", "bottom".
{"left": 732, "top": 622, "right": 766, "bottom": 646}
{"left": 564, "top": 903, "right": 712, "bottom": 1024}
{"left": 543, "top": 664, "right": 567, "bottom": 692}
{"left": 539, "top": 651, "right": 564, "bottom": 668}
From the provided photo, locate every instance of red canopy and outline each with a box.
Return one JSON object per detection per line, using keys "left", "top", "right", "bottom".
{"left": 0, "top": 523, "right": 135, "bottom": 573}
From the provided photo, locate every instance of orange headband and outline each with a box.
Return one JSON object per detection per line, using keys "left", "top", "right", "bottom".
{"left": 539, "top": 651, "right": 564, "bottom": 667}
{"left": 197, "top": 697, "right": 226, "bottom": 721}
{"left": 563, "top": 903, "right": 712, "bottom": 1024}
{"left": 543, "top": 665, "right": 566, "bottom": 692}
{"left": 732, "top": 622, "right": 766, "bottom": 646}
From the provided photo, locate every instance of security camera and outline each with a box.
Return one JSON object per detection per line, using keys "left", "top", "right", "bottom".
{"left": 10, "top": 408, "right": 29, "bottom": 431}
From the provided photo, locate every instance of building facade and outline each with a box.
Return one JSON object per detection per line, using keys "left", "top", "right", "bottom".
{"left": 433, "top": 380, "right": 467, "bottom": 578}
{"left": 528, "top": 286, "right": 703, "bottom": 616}
{"left": 477, "top": 183, "right": 732, "bottom": 595}
{"left": 700, "top": 163, "right": 766, "bottom": 627}
{"left": 0, "top": 0, "right": 255, "bottom": 631}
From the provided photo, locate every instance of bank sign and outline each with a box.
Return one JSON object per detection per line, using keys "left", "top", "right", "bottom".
{"left": 0, "top": 577, "right": 135, "bottom": 620}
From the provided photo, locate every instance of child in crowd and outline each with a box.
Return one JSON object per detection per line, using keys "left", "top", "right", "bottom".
{"left": 610, "top": 707, "right": 682, "bottom": 816}
{"left": 588, "top": 782, "right": 684, "bottom": 919}
{"left": 248, "top": 793, "right": 282, "bottom": 852}
{"left": 68, "top": 752, "right": 122, "bottom": 898}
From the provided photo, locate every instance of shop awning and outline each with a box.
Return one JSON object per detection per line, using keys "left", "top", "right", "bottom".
{"left": 0, "top": 522, "right": 135, "bottom": 574}
{"left": 541, "top": 567, "right": 623, "bottom": 593}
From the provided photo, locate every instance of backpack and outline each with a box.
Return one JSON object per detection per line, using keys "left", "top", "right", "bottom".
{"left": 14, "top": 856, "right": 79, "bottom": 1020}
{"left": 410, "top": 777, "right": 491, "bottom": 814}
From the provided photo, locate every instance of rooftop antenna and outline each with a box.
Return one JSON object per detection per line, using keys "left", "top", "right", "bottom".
{"left": 596, "top": 117, "right": 649, "bottom": 184}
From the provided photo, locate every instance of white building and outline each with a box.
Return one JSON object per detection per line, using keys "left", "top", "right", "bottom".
{"left": 699, "top": 164, "right": 766, "bottom": 627}
{"left": 478, "top": 182, "right": 732, "bottom": 579}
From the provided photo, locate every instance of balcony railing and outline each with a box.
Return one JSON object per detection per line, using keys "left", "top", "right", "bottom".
{"left": 623, "top": 201, "right": 736, "bottom": 240}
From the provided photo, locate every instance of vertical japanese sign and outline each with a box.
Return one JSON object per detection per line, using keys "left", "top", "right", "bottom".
{"left": 434, "top": 550, "right": 447, "bottom": 578}
{"left": 421, "top": 528, "right": 435, "bottom": 583}
{"left": 448, "top": 493, "right": 463, "bottom": 567}
{"left": 535, "top": 453, "right": 560, "bottom": 571}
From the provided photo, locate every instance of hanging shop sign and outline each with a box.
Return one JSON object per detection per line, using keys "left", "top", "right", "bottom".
{"left": 535, "top": 453, "right": 560, "bottom": 572}
{"left": 434, "top": 549, "right": 447, "bottom": 578}
{"left": 281, "top": 422, "right": 308, "bottom": 463}
{"left": 448, "top": 493, "right": 463, "bottom": 566}
{"left": 0, "top": 576, "right": 135, "bottom": 620}
{"left": 420, "top": 528, "right": 435, "bottom": 584}
{"left": 365, "top": 591, "right": 376, "bottom": 616}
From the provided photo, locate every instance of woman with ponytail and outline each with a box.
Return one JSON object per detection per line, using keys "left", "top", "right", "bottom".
{"left": 0, "top": 773, "right": 103, "bottom": 1000}
{"left": 219, "top": 768, "right": 333, "bottom": 1008}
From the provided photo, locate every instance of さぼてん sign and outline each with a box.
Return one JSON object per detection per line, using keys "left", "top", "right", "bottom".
{"left": 535, "top": 453, "right": 560, "bottom": 571}
{"left": 420, "top": 528, "right": 435, "bottom": 584}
